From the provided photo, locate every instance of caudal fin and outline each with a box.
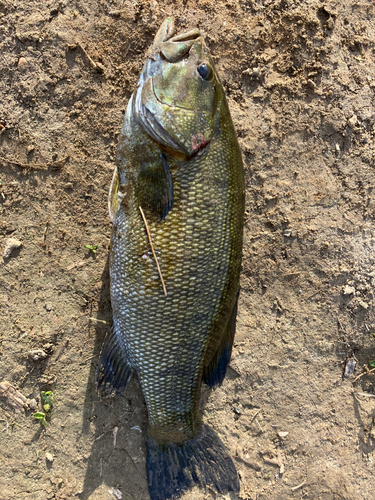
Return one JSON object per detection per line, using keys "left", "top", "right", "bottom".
{"left": 147, "top": 424, "right": 239, "bottom": 500}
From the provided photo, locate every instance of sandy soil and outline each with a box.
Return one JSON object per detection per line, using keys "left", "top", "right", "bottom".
{"left": 1, "top": 0, "right": 375, "bottom": 499}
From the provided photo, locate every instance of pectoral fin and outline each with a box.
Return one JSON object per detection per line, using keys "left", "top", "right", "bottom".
{"left": 108, "top": 166, "right": 120, "bottom": 224}
{"left": 136, "top": 154, "right": 173, "bottom": 220}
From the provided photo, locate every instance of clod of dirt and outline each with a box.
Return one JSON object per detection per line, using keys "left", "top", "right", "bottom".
{"left": 347, "top": 115, "right": 357, "bottom": 129}
{"left": 28, "top": 349, "right": 48, "bottom": 361}
{"left": 3, "top": 238, "right": 22, "bottom": 260}
{"left": 0, "top": 381, "right": 28, "bottom": 413}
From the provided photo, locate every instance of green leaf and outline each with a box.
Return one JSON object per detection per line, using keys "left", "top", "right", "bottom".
{"left": 41, "top": 391, "right": 54, "bottom": 407}
{"left": 33, "top": 412, "right": 47, "bottom": 427}
{"left": 369, "top": 360, "right": 375, "bottom": 368}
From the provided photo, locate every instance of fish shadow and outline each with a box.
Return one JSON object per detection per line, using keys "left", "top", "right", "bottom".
{"left": 79, "top": 255, "right": 149, "bottom": 500}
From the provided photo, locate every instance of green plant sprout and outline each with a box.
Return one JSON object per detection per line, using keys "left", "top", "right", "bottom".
{"left": 33, "top": 412, "right": 47, "bottom": 427}
{"left": 85, "top": 244, "right": 98, "bottom": 254}
{"left": 369, "top": 360, "right": 375, "bottom": 368}
{"left": 41, "top": 391, "right": 54, "bottom": 412}
{"left": 33, "top": 391, "right": 54, "bottom": 427}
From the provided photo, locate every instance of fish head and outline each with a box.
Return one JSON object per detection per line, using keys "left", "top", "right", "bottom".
{"left": 134, "top": 18, "right": 219, "bottom": 157}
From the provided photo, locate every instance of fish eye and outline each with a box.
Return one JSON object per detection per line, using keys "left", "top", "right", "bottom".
{"left": 197, "top": 63, "right": 212, "bottom": 80}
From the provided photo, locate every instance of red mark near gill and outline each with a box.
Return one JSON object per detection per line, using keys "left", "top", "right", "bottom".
{"left": 191, "top": 134, "right": 207, "bottom": 152}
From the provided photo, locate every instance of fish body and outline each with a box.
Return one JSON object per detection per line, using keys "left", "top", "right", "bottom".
{"left": 97, "top": 18, "right": 245, "bottom": 500}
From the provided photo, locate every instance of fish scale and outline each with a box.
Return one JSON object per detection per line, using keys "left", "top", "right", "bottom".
{"left": 97, "top": 17, "right": 244, "bottom": 500}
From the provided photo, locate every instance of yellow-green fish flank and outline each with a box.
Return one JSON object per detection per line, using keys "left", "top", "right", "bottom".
{"left": 97, "top": 18, "right": 245, "bottom": 500}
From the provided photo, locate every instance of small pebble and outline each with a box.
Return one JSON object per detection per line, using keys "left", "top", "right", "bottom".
{"left": 29, "top": 398, "right": 37, "bottom": 410}
{"left": 108, "top": 487, "right": 122, "bottom": 499}
{"left": 17, "top": 57, "right": 28, "bottom": 67}
{"left": 283, "top": 229, "right": 292, "bottom": 237}
{"left": 343, "top": 285, "right": 355, "bottom": 296}
{"left": 3, "top": 238, "right": 22, "bottom": 259}
{"left": 45, "top": 453, "right": 54, "bottom": 463}
{"left": 45, "top": 302, "right": 53, "bottom": 312}
{"left": 358, "top": 300, "right": 368, "bottom": 310}
{"left": 278, "top": 431, "right": 289, "bottom": 438}
{"left": 344, "top": 358, "right": 356, "bottom": 378}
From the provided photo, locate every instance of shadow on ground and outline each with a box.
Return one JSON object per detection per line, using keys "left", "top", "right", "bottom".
{"left": 79, "top": 255, "right": 149, "bottom": 500}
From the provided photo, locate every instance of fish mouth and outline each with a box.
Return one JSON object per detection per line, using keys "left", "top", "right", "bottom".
{"left": 135, "top": 76, "right": 212, "bottom": 157}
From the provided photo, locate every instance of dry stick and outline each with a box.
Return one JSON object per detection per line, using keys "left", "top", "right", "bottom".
{"left": 77, "top": 42, "right": 98, "bottom": 69}
{"left": 139, "top": 206, "right": 167, "bottom": 296}
{"left": 353, "top": 367, "right": 375, "bottom": 382}
{"left": 0, "top": 155, "right": 68, "bottom": 170}
{"left": 291, "top": 480, "right": 306, "bottom": 491}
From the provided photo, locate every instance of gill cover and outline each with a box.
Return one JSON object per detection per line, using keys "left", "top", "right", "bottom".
{"left": 134, "top": 18, "right": 218, "bottom": 157}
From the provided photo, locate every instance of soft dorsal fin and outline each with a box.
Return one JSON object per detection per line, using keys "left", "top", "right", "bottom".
{"left": 135, "top": 154, "right": 173, "bottom": 221}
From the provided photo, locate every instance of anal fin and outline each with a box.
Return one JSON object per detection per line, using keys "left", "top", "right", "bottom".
{"left": 96, "top": 326, "right": 133, "bottom": 396}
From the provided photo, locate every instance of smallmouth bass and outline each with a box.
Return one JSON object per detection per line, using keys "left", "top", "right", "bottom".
{"left": 97, "top": 17, "right": 245, "bottom": 500}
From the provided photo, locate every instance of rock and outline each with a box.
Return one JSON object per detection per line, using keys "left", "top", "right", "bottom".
{"left": 45, "top": 453, "right": 54, "bottom": 463}
{"left": 343, "top": 285, "right": 355, "bottom": 296}
{"left": 45, "top": 302, "right": 53, "bottom": 312}
{"left": 3, "top": 238, "right": 22, "bottom": 259}
{"left": 17, "top": 57, "right": 28, "bottom": 67}
{"left": 29, "top": 398, "right": 37, "bottom": 410}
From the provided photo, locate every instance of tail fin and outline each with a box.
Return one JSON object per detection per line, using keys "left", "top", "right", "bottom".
{"left": 147, "top": 424, "right": 239, "bottom": 500}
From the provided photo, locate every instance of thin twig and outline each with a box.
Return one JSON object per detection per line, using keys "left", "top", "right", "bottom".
{"left": 139, "top": 206, "right": 167, "bottom": 296}
{"left": 255, "top": 418, "right": 264, "bottom": 433}
{"left": 291, "top": 480, "right": 306, "bottom": 491}
{"left": 355, "top": 392, "right": 375, "bottom": 398}
{"left": 353, "top": 367, "right": 375, "bottom": 382}
{"left": 0, "top": 155, "right": 68, "bottom": 170}
{"left": 77, "top": 42, "right": 97, "bottom": 69}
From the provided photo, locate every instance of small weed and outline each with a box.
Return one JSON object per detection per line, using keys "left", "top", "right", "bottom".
{"left": 85, "top": 244, "right": 98, "bottom": 254}
{"left": 369, "top": 360, "right": 375, "bottom": 368}
{"left": 33, "top": 391, "right": 54, "bottom": 427}
{"left": 41, "top": 391, "right": 54, "bottom": 412}
{"left": 33, "top": 412, "right": 47, "bottom": 427}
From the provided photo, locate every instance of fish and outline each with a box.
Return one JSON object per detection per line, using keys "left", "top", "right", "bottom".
{"left": 96, "top": 17, "right": 245, "bottom": 500}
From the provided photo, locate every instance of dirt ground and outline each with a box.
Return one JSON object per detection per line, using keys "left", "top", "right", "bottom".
{"left": 1, "top": 0, "right": 375, "bottom": 499}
